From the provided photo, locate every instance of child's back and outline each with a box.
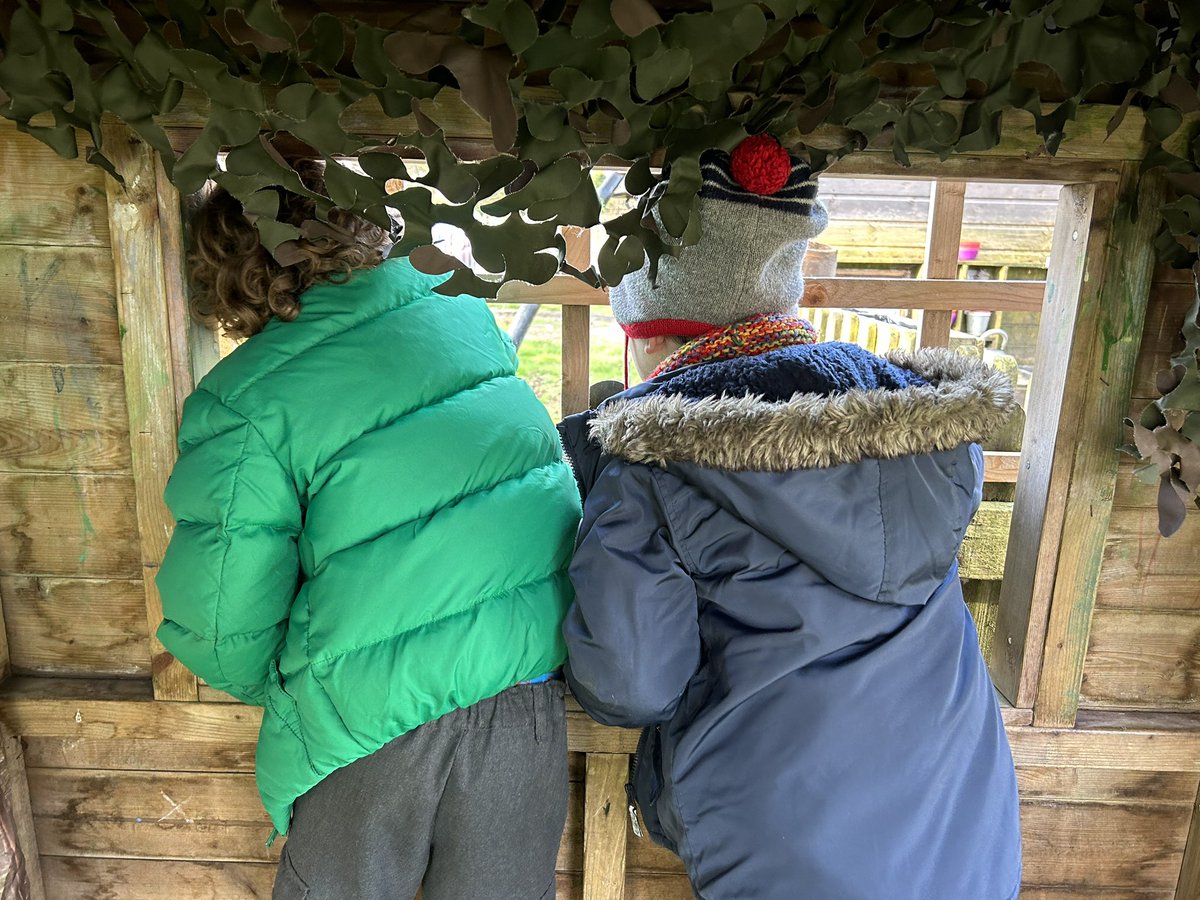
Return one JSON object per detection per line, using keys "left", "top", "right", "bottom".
{"left": 158, "top": 169, "right": 581, "bottom": 899}
{"left": 563, "top": 343, "right": 1021, "bottom": 900}
{"left": 561, "top": 137, "right": 1022, "bottom": 900}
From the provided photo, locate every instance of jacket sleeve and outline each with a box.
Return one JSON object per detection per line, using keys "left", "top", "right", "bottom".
{"left": 564, "top": 462, "right": 701, "bottom": 728}
{"left": 155, "top": 389, "right": 302, "bottom": 706}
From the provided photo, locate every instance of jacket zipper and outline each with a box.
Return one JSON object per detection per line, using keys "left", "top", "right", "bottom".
{"left": 626, "top": 726, "right": 658, "bottom": 840}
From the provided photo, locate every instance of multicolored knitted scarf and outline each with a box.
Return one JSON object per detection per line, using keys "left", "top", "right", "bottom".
{"left": 650, "top": 313, "right": 819, "bottom": 379}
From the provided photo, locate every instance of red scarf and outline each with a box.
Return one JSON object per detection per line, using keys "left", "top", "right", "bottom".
{"left": 650, "top": 314, "right": 819, "bottom": 379}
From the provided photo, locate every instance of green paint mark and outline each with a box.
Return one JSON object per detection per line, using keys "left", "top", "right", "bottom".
{"left": 119, "top": 324, "right": 128, "bottom": 340}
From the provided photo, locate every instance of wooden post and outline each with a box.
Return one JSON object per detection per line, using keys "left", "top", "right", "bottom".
{"left": 0, "top": 726, "right": 45, "bottom": 900}
{"left": 990, "top": 183, "right": 1096, "bottom": 708}
{"left": 918, "top": 180, "right": 966, "bottom": 348}
{"left": 583, "top": 753, "right": 629, "bottom": 900}
{"left": 1032, "top": 167, "right": 1165, "bottom": 727}
{"left": 561, "top": 227, "right": 592, "bottom": 416}
{"left": 102, "top": 124, "right": 199, "bottom": 702}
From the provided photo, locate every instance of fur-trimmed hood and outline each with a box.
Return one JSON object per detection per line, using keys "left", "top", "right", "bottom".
{"left": 588, "top": 345, "right": 1016, "bottom": 472}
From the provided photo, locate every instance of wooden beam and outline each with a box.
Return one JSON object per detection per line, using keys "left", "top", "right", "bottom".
{"left": 984, "top": 451, "right": 1022, "bottom": 483}
{"left": 102, "top": 124, "right": 198, "bottom": 702}
{"left": 498, "top": 275, "right": 1045, "bottom": 312}
{"left": 826, "top": 152, "right": 1123, "bottom": 184}
{"left": 0, "top": 725, "right": 45, "bottom": 900}
{"left": 583, "top": 753, "right": 629, "bottom": 900}
{"left": 1033, "top": 167, "right": 1166, "bottom": 728}
{"left": 561, "top": 227, "right": 593, "bottom": 417}
{"left": 157, "top": 88, "right": 1149, "bottom": 163}
{"left": 919, "top": 180, "right": 966, "bottom": 348}
{"left": 990, "top": 182, "right": 1097, "bottom": 709}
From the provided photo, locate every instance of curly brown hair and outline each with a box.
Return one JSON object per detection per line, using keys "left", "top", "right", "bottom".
{"left": 187, "top": 160, "right": 390, "bottom": 339}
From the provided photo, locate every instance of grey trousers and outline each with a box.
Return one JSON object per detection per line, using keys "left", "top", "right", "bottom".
{"left": 273, "top": 681, "right": 568, "bottom": 900}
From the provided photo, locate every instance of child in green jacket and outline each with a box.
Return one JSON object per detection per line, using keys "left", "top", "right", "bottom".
{"left": 157, "top": 162, "right": 581, "bottom": 900}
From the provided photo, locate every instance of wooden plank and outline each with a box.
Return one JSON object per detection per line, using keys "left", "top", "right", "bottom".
{"left": 1101, "top": 508, "right": 1200, "bottom": 586}
{"left": 0, "top": 577, "right": 149, "bottom": 677}
{"left": 102, "top": 124, "right": 197, "bottom": 703}
{"left": 1034, "top": 167, "right": 1169, "bottom": 727}
{"left": 1097, "top": 573, "right": 1200, "bottom": 613}
{"left": 1080, "top": 610, "right": 1200, "bottom": 711}
{"left": 499, "top": 274, "right": 1047, "bottom": 312}
{"left": 985, "top": 451, "right": 1022, "bottom": 483}
{"left": 1016, "top": 766, "right": 1200, "bottom": 805}
{"left": 583, "top": 753, "right": 629, "bottom": 900}
{"left": 1130, "top": 282, "right": 1195, "bottom": 400}
{"left": 155, "top": 157, "right": 212, "bottom": 425}
{"left": 801, "top": 277, "right": 1044, "bottom": 312}
{"left": 0, "top": 247, "right": 121, "bottom": 365}
{"left": 0, "top": 726, "right": 45, "bottom": 900}
{"left": 41, "top": 857, "right": 276, "bottom": 900}
{"left": 991, "top": 182, "right": 1098, "bottom": 708}
{"left": 562, "top": 306, "right": 592, "bottom": 417}
{"left": 1026, "top": 892, "right": 1174, "bottom": 900}
{"left": 1020, "top": 799, "right": 1191, "bottom": 889}
{"left": 918, "top": 180, "right": 966, "bottom": 349}
{"left": 1007, "top": 726, "right": 1200, "bottom": 772}
{"left": 0, "top": 124, "right": 110, "bottom": 247}
{"left": 0, "top": 364, "right": 131, "bottom": 474}
{"left": 27, "top": 767, "right": 277, "bottom": 863}
{"left": 958, "top": 500, "right": 1012, "bottom": 581}
{"left": 22, "top": 737, "right": 257, "bottom": 773}
{"left": 1179, "top": 784, "right": 1200, "bottom": 900}
{"left": 0, "top": 474, "right": 140, "bottom": 578}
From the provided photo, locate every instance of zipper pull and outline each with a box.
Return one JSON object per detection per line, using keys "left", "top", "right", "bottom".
{"left": 625, "top": 782, "right": 644, "bottom": 839}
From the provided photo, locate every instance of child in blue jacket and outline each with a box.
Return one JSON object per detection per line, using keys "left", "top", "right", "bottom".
{"left": 560, "top": 136, "right": 1023, "bottom": 900}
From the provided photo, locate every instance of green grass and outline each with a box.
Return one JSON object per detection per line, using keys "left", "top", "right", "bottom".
{"left": 491, "top": 304, "right": 626, "bottom": 421}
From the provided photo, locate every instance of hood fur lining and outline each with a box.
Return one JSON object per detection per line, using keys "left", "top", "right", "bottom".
{"left": 589, "top": 348, "right": 1017, "bottom": 471}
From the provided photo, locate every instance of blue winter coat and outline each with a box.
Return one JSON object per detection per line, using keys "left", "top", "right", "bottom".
{"left": 560, "top": 343, "right": 1023, "bottom": 900}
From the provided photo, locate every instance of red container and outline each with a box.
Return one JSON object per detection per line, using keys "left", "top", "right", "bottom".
{"left": 959, "top": 240, "right": 981, "bottom": 261}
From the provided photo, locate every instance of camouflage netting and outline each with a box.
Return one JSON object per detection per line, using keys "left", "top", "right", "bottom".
{"left": 0, "top": 0, "right": 1197, "bottom": 533}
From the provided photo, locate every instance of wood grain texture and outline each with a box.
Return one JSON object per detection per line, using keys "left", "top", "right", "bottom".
{"left": 155, "top": 158, "right": 206, "bottom": 426}
{"left": 985, "top": 451, "right": 1022, "bottom": 483}
{"left": 0, "top": 474, "right": 140, "bottom": 578}
{"left": 0, "top": 247, "right": 120, "bottom": 365}
{"left": 102, "top": 124, "right": 196, "bottom": 703}
{"left": 40, "top": 857, "right": 276, "bottom": 900}
{"left": 28, "top": 767, "right": 277, "bottom": 862}
{"left": 1035, "top": 168, "right": 1168, "bottom": 728}
{"left": 1080, "top": 610, "right": 1200, "bottom": 711}
{"left": 497, "top": 274, "right": 1046, "bottom": 312}
{"left": 1096, "top": 573, "right": 1200, "bottom": 612}
{"left": 22, "top": 737, "right": 257, "bottom": 774}
{"left": 0, "top": 364, "right": 131, "bottom": 474}
{"left": 1016, "top": 766, "right": 1200, "bottom": 805}
{"left": 918, "top": 180, "right": 966, "bottom": 349}
{"left": 0, "top": 727, "right": 45, "bottom": 900}
{"left": 1020, "top": 800, "right": 1191, "bottom": 889}
{"left": 561, "top": 305, "right": 591, "bottom": 418}
{"left": 1099, "top": 509, "right": 1200, "bottom": 605}
{"left": 0, "top": 577, "right": 149, "bottom": 677}
{"left": 1130, "top": 282, "right": 1196, "bottom": 401}
{"left": 991, "top": 182, "right": 1098, "bottom": 708}
{"left": 0, "top": 125, "right": 109, "bottom": 248}
{"left": 959, "top": 501, "right": 1012, "bottom": 581}
{"left": 1008, "top": 726, "right": 1200, "bottom": 772}
{"left": 583, "top": 753, "right": 629, "bottom": 900}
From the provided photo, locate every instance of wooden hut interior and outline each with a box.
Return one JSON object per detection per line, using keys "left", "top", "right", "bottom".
{"left": 0, "top": 2, "right": 1198, "bottom": 897}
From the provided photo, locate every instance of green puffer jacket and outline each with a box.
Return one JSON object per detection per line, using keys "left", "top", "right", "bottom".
{"left": 156, "top": 258, "right": 582, "bottom": 834}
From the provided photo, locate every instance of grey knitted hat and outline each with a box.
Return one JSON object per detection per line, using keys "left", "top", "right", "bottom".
{"left": 611, "top": 136, "right": 828, "bottom": 339}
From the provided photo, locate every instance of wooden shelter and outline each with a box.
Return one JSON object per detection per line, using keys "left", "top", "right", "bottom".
{"left": 0, "top": 14, "right": 1198, "bottom": 900}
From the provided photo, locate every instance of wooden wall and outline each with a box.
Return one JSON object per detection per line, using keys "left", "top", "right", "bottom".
{"left": 1, "top": 119, "right": 1200, "bottom": 899}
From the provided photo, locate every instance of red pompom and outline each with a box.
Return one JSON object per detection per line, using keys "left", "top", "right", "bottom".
{"left": 730, "top": 135, "right": 792, "bottom": 196}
